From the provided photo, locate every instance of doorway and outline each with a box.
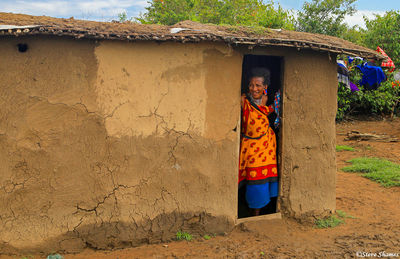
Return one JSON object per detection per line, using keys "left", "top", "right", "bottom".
{"left": 238, "top": 54, "right": 283, "bottom": 219}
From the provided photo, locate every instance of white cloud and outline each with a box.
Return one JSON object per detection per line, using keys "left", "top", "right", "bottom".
{"left": 0, "top": 0, "right": 149, "bottom": 21}
{"left": 344, "top": 10, "right": 386, "bottom": 29}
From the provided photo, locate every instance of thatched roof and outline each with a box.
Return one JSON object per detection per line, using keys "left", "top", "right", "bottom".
{"left": 0, "top": 12, "right": 384, "bottom": 60}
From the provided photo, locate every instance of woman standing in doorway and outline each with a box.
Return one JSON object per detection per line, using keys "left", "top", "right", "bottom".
{"left": 239, "top": 67, "right": 278, "bottom": 216}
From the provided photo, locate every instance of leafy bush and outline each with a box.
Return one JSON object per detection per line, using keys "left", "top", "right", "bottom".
{"left": 337, "top": 70, "right": 400, "bottom": 120}
{"left": 136, "top": 0, "right": 295, "bottom": 29}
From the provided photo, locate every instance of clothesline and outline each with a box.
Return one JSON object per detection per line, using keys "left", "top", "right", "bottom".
{"left": 337, "top": 46, "right": 396, "bottom": 92}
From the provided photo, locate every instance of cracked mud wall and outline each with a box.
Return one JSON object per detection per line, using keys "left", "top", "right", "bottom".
{"left": 0, "top": 37, "right": 242, "bottom": 254}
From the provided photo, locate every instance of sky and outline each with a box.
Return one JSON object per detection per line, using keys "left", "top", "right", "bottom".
{"left": 0, "top": 0, "right": 399, "bottom": 28}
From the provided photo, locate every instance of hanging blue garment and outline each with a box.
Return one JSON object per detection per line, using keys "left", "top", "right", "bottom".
{"left": 273, "top": 90, "right": 280, "bottom": 128}
{"left": 356, "top": 64, "right": 386, "bottom": 90}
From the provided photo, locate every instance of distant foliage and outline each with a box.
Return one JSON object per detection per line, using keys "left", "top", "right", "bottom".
{"left": 118, "top": 11, "right": 129, "bottom": 22}
{"left": 296, "top": 0, "right": 356, "bottom": 37}
{"left": 336, "top": 11, "right": 400, "bottom": 120}
{"left": 341, "top": 25, "right": 366, "bottom": 47}
{"left": 136, "top": 0, "right": 295, "bottom": 29}
{"left": 364, "top": 11, "right": 400, "bottom": 65}
{"left": 137, "top": 0, "right": 195, "bottom": 25}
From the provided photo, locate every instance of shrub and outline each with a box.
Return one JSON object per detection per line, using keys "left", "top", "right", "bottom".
{"left": 336, "top": 57, "right": 400, "bottom": 120}
{"left": 337, "top": 79, "right": 400, "bottom": 120}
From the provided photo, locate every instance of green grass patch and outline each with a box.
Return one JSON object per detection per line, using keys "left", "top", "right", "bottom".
{"left": 315, "top": 215, "right": 344, "bottom": 229}
{"left": 315, "top": 210, "right": 356, "bottom": 229}
{"left": 203, "top": 234, "right": 211, "bottom": 240}
{"left": 176, "top": 231, "right": 192, "bottom": 241}
{"left": 336, "top": 210, "right": 356, "bottom": 219}
{"left": 342, "top": 157, "right": 400, "bottom": 187}
{"left": 336, "top": 145, "right": 355, "bottom": 152}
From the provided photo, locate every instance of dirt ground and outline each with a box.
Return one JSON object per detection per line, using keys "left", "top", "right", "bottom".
{"left": 2, "top": 118, "right": 400, "bottom": 259}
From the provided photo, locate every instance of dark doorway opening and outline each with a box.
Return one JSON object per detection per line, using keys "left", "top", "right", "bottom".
{"left": 238, "top": 54, "right": 283, "bottom": 219}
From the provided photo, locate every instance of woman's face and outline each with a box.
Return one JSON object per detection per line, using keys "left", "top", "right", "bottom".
{"left": 249, "top": 77, "right": 267, "bottom": 99}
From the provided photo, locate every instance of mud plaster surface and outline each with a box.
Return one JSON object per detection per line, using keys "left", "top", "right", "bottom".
{"left": 0, "top": 37, "right": 338, "bottom": 254}
{"left": 280, "top": 49, "right": 337, "bottom": 217}
{"left": 0, "top": 37, "right": 241, "bottom": 253}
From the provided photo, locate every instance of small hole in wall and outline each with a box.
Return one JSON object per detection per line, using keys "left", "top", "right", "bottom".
{"left": 17, "top": 43, "right": 28, "bottom": 53}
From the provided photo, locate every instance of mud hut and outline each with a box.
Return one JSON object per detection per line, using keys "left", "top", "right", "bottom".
{"left": 0, "top": 13, "right": 383, "bottom": 254}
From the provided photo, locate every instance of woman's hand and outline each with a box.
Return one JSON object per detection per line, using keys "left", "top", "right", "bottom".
{"left": 261, "top": 94, "right": 268, "bottom": 106}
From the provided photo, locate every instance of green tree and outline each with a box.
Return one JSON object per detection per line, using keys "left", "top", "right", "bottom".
{"left": 136, "top": 0, "right": 295, "bottom": 29}
{"left": 341, "top": 25, "right": 366, "bottom": 46}
{"left": 364, "top": 11, "right": 400, "bottom": 65}
{"left": 296, "top": 0, "right": 356, "bottom": 37}
{"left": 255, "top": 1, "right": 295, "bottom": 29}
{"left": 136, "top": 0, "right": 195, "bottom": 25}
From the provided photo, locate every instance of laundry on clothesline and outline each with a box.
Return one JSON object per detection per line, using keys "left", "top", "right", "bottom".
{"left": 337, "top": 60, "right": 350, "bottom": 89}
{"left": 356, "top": 63, "right": 386, "bottom": 90}
{"left": 377, "top": 46, "right": 396, "bottom": 72}
{"left": 348, "top": 56, "right": 363, "bottom": 64}
{"left": 350, "top": 81, "right": 360, "bottom": 92}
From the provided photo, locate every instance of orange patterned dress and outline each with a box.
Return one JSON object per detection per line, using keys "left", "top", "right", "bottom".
{"left": 239, "top": 97, "right": 278, "bottom": 187}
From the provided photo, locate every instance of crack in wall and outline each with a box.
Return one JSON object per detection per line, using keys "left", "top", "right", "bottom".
{"left": 27, "top": 95, "right": 129, "bottom": 123}
{"left": 165, "top": 118, "right": 194, "bottom": 165}
{"left": 1, "top": 160, "right": 39, "bottom": 194}
{"left": 103, "top": 101, "right": 129, "bottom": 121}
{"left": 75, "top": 184, "right": 133, "bottom": 216}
